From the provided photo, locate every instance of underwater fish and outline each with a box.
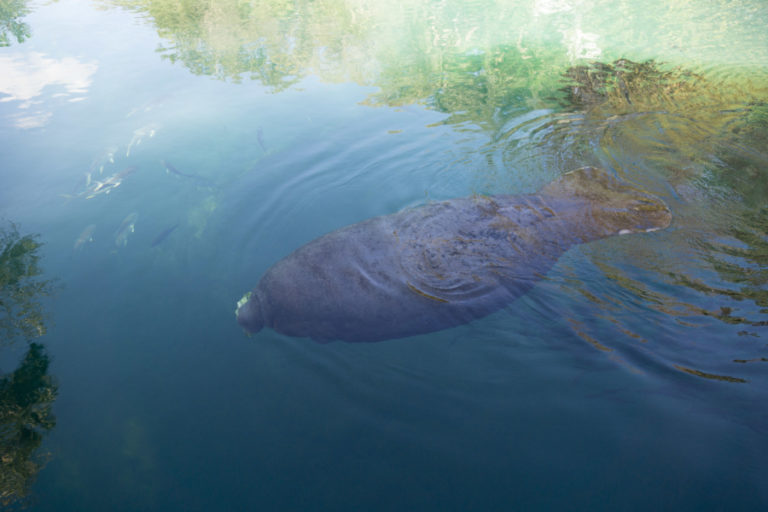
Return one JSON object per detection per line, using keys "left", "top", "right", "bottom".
{"left": 74, "top": 224, "right": 96, "bottom": 250}
{"left": 70, "top": 171, "right": 93, "bottom": 197}
{"left": 84, "top": 166, "right": 137, "bottom": 199}
{"left": 236, "top": 167, "right": 672, "bottom": 342}
{"left": 161, "top": 160, "right": 196, "bottom": 178}
{"left": 90, "top": 145, "right": 118, "bottom": 175}
{"left": 150, "top": 223, "right": 179, "bottom": 247}
{"left": 126, "top": 94, "right": 171, "bottom": 118}
{"left": 161, "top": 160, "right": 215, "bottom": 189}
{"left": 126, "top": 123, "right": 159, "bottom": 157}
{"left": 115, "top": 212, "right": 139, "bottom": 247}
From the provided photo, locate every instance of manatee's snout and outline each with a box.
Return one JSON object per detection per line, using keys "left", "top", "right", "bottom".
{"left": 236, "top": 291, "right": 264, "bottom": 334}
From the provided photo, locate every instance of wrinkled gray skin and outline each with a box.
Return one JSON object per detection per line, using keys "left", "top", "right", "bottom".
{"left": 237, "top": 167, "right": 671, "bottom": 342}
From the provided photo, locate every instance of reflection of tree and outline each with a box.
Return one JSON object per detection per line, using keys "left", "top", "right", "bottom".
{"left": 102, "top": 0, "right": 768, "bottom": 141}
{"left": 0, "top": 0, "right": 32, "bottom": 47}
{"left": 103, "top": 0, "right": 567, "bottom": 128}
{"left": 1, "top": 343, "right": 57, "bottom": 508}
{"left": 0, "top": 223, "right": 57, "bottom": 507}
{"left": 105, "top": 0, "right": 378, "bottom": 88}
{"left": 1, "top": 224, "right": 55, "bottom": 344}
{"left": 366, "top": 43, "right": 563, "bottom": 133}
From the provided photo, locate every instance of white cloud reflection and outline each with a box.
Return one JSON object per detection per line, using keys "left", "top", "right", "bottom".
{"left": 0, "top": 52, "right": 98, "bottom": 128}
{"left": 561, "top": 28, "right": 602, "bottom": 61}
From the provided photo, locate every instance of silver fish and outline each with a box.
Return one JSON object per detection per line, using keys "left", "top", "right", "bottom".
{"left": 126, "top": 123, "right": 159, "bottom": 157}
{"left": 90, "top": 146, "right": 118, "bottom": 175}
{"left": 115, "top": 213, "right": 139, "bottom": 247}
{"left": 74, "top": 224, "right": 96, "bottom": 250}
{"left": 84, "top": 166, "right": 137, "bottom": 199}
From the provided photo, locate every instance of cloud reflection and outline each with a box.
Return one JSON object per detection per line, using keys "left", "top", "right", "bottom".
{"left": 0, "top": 52, "right": 98, "bottom": 128}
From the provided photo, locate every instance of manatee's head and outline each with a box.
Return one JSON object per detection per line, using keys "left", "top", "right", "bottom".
{"left": 542, "top": 166, "right": 672, "bottom": 235}
{"left": 236, "top": 291, "right": 264, "bottom": 334}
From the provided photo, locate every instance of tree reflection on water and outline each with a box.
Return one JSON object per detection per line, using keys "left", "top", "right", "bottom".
{"left": 0, "top": 224, "right": 57, "bottom": 508}
{"left": 0, "top": 343, "right": 57, "bottom": 509}
{"left": 0, "top": 0, "right": 32, "bottom": 47}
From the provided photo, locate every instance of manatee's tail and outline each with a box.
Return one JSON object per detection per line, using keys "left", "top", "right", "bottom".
{"left": 236, "top": 291, "right": 264, "bottom": 334}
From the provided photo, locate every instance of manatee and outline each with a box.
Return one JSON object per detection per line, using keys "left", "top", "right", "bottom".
{"left": 236, "top": 167, "right": 671, "bottom": 342}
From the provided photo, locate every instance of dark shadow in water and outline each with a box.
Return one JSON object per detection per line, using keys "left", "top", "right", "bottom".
{"left": 0, "top": 0, "right": 32, "bottom": 47}
{"left": 0, "top": 223, "right": 58, "bottom": 509}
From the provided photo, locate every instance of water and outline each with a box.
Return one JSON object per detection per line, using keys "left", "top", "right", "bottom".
{"left": 1, "top": 0, "right": 767, "bottom": 509}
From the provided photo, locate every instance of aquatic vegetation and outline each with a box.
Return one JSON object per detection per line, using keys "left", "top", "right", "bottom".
{"left": 556, "top": 59, "right": 706, "bottom": 112}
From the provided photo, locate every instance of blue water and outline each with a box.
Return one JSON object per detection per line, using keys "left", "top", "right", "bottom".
{"left": 1, "top": 0, "right": 767, "bottom": 510}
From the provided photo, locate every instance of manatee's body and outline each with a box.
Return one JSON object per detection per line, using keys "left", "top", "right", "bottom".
{"left": 237, "top": 167, "right": 671, "bottom": 342}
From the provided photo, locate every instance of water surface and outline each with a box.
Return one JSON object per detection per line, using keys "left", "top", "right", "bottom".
{"left": 1, "top": 0, "right": 767, "bottom": 510}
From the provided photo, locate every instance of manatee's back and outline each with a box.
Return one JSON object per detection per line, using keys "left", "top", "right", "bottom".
{"left": 244, "top": 195, "right": 576, "bottom": 342}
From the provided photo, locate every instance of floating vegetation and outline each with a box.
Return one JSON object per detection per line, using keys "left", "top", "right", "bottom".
{"left": 556, "top": 59, "right": 705, "bottom": 112}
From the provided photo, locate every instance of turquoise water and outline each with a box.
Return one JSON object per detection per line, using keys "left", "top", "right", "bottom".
{"left": 1, "top": 0, "right": 767, "bottom": 509}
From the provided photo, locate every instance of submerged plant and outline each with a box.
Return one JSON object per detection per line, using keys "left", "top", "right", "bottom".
{"left": 556, "top": 58, "right": 705, "bottom": 112}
